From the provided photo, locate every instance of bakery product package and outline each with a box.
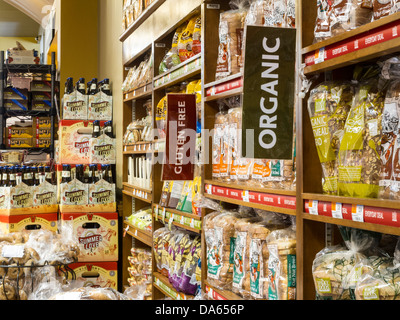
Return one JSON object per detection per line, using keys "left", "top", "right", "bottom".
{"left": 312, "top": 226, "right": 383, "bottom": 300}
{"left": 307, "top": 81, "right": 355, "bottom": 195}
{"left": 338, "top": 65, "right": 388, "bottom": 198}
{"left": 215, "top": 1, "right": 248, "bottom": 80}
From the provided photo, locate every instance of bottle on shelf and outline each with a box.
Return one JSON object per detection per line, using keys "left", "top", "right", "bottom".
{"left": 76, "top": 164, "right": 85, "bottom": 183}
{"left": 104, "top": 164, "right": 114, "bottom": 184}
{"left": 33, "top": 166, "right": 40, "bottom": 186}
{"left": 38, "top": 166, "right": 45, "bottom": 184}
{"left": 104, "top": 121, "right": 113, "bottom": 138}
{"left": 89, "top": 164, "right": 99, "bottom": 184}
{"left": 2, "top": 166, "right": 8, "bottom": 187}
{"left": 65, "top": 77, "right": 74, "bottom": 95}
{"left": 8, "top": 166, "right": 17, "bottom": 187}
{"left": 92, "top": 120, "right": 101, "bottom": 138}
{"left": 45, "top": 166, "right": 53, "bottom": 185}
{"left": 89, "top": 78, "right": 98, "bottom": 95}
{"left": 87, "top": 80, "right": 92, "bottom": 95}
{"left": 76, "top": 78, "right": 86, "bottom": 95}
{"left": 62, "top": 165, "right": 72, "bottom": 184}
{"left": 102, "top": 78, "right": 111, "bottom": 95}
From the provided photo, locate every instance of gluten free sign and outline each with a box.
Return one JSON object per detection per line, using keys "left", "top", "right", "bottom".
{"left": 162, "top": 93, "right": 196, "bottom": 181}
{"left": 242, "top": 26, "right": 296, "bottom": 160}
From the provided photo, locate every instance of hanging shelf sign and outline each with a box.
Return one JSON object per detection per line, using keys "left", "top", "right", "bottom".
{"left": 242, "top": 25, "right": 296, "bottom": 160}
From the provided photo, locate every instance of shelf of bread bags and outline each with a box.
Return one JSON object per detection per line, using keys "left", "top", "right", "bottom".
{"left": 152, "top": 203, "right": 201, "bottom": 234}
{"left": 153, "top": 227, "right": 201, "bottom": 299}
{"left": 122, "top": 52, "right": 153, "bottom": 101}
{"left": 154, "top": 13, "right": 202, "bottom": 89}
{"left": 203, "top": 205, "right": 297, "bottom": 300}
{"left": 304, "top": 59, "right": 400, "bottom": 234}
{"left": 311, "top": 225, "right": 400, "bottom": 300}
{"left": 302, "top": 7, "right": 400, "bottom": 75}
{"left": 126, "top": 247, "right": 152, "bottom": 300}
{"left": 120, "top": 0, "right": 166, "bottom": 42}
{"left": 0, "top": 227, "right": 79, "bottom": 301}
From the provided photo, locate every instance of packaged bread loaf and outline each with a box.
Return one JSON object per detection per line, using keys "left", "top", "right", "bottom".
{"left": 313, "top": 0, "right": 334, "bottom": 42}
{"left": 205, "top": 211, "right": 240, "bottom": 290}
{"left": 308, "top": 82, "right": 355, "bottom": 195}
{"left": 266, "top": 227, "right": 297, "bottom": 300}
{"left": 215, "top": 2, "right": 248, "bottom": 80}
{"left": 178, "top": 15, "right": 199, "bottom": 62}
{"left": 159, "top": 25, "right": 184, "bottom": 74}
{"left": 338, "top": 72, "right": 387, "bottom": 198}
{"left": 212, "top": 105, "right": 228, "bottom": 181}
{"left": 192, "top": 15, "right": 202, "bottom": 56}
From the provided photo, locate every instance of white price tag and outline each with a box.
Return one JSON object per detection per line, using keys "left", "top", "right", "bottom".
{"left": 206, "top": 184, "right": 212, "bottom": 194}
{"left": 190, "top": 218, "right": 195, "bottom": 228}
{"left": 314, "top": 47, "right": 325, "bottom": 64}
{"left": 242, "top": 190, "right": 249, "bottom": 202}
{"left": 2, "top": 245, "right": 25, "bottom": 258}
{"left": 180, "top": 215, "right": 184, "bottom": 225}
{"left": 155, "top": 205, "right": 159, "bottom": 222}
{"left": 331, "top": 202, "right": 343, "bottom": 219}
{"left": 352, "top": 204, "right": 364, "bottom": 222}
{"left": 308, "top": 200, "right": 319, "bottom": 215}
{"left": 161, "top": 207, "right": 166, "bottom": 223}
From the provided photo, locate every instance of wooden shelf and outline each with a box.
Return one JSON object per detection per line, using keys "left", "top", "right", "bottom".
{"left": 153, "top": 53, "right": 201, "bottom": 90}
{"left": 204, "top": 181, "right": 296, "bottom": 216}
{"left": 303, "top": 193, "right": 400, "bottom": 233}
{"left": 204, "top": 281, "right": 244, "bottom": 300}
{"left": 152, "top": 203, "right": 202, "bottom": 233}
{"left": 153, "top": 272, "right": 195, "bottom": 300}
{"left": 123, "top": 220, "right": 153, "bottom": 246}
{"left": 123, "top": 82, "right": 153, "bottom": 102}
{"left": 120, "top": 0, "right": 167, "bottom": 42}
{"left": 123, "top": 141, "right": 154, "bottom": 154}
{"left": 302, "top": 12, "right": 400, "bottom": 75}
{"left": 204, "top": 73, "right": 243, "bottom": 101}
{"left": 122, "top": 183, "right": 152, "bottom": 203}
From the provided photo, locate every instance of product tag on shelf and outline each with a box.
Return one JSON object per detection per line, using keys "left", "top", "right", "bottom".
{"left": 351, "top": 204, "right": 364, "bottom": 222}
{"left": 242, "top": 190, "right": 250, "bottom": 202}
{"left": 179, "top": 215, "right": 184, "bottom": 225}
{"left": 314, "top": 47, "right": 325, "bottom": 64}
{"left": 190, "top": 218, "right": 195, "bottom": 228}
{"left": 154, "top": 205, "right": 159, "bottom": 222}
{"left": 308, "top": 200, "right": 319, "bottom": 215}
{"left": 331, "top": 202, "right": 343, "bottom": 219}
{"left": 161, "top": 207, "right": 166, "bottom": 223}
{"left": 205, "top": 184, "right": 212, "bottom": 195}
{"left": 123, "top": 225, "right": 129, "bottom": 238}
{"left": 168, "top": 214, "right": 175, "bottom": 230}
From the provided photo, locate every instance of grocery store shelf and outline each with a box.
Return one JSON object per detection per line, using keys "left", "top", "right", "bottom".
{"left": 123, "top": 220, "right": 152, "bottom": 246}
{"left": 123, "top": 82, "right": 153, "bottom": 102}
{"left": 123, "top": 141, "right": 154, "bottom": 154}
{"left": 303, "top": 193, "right": 400, "bottom": 234}
{"left": 204, "top": 281, "right": 243, "bottom": 300}
{"left": 204, "top": 181, "right": 296, "bottom": 216}
{"left": 152, "top": 203, "right": 202, "bottom": 233}
{"left": 153, "top": 272, "right": 195, "bottom": 300}
{"left": 119, "top": 0, "right": 167, "bottom": 42}
{"left": 204, "top": 73, "right": 243, "bottom": 101}
{"left": 153, "top": 53, "right": 201, "bottom": 90}
{"left": 122, "top": 182, "right": 152, "bottom": 203}
{"left": 302, "top": 12, "right": 400, "bottom": 75}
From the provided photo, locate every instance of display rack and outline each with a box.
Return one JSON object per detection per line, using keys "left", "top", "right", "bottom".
{"left": 120, "top": 0, "right": 400, "bottom": 301}
{"left": 0, "top": 51, "right": 57, "bottom": 159}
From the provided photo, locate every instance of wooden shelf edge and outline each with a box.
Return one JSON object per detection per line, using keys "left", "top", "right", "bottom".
{"left": 204, "top": 193, "right": 296, "bottom": 216}
{"left": 302, "top": 212, "right": 400, "bottom": 236}
{"left": 122, "top": 190, "right": 152, "bottom": 203}
{"left": 123, "top": 220, "right": 153, "bottom": 246}
{"left": 120, "top": 0, "right": 167, "bottom": 42}
{"left": 152, "top": 203, "right": 202, "bottom": 221}
{"left": 123, "top": 182, "right": 152, "bottom": 194}
{"left": 302, "top": 12, "right": 400, "bottom": 55}
{"left": 123, "top": 82, "right": 153, "bottom": 102}
{"left": 204, "top": 280, "right": 244, "bottom": 300}
{"left": 205, "top": 180, "right": 297, "bottom": 197}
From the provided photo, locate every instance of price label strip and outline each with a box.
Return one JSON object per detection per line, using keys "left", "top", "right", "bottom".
{"left": 308, "top": 200, "right": 319, "bottom": 215}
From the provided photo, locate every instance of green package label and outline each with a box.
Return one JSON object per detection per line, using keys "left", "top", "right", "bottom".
{"left": 338, "top": 166, "right": 362, "bottom": 182}
{"left": 310, "top": 115, "right": 336, "bottom": 163}
{"left": 315, "top": 98, "right": 326, "bottom": 113}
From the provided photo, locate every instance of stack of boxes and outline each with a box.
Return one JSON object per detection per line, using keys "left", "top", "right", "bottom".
{"left": 58, "top": 77, "right": 118, "bottom": 290}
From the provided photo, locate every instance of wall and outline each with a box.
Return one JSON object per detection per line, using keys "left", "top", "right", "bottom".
{"left": 0, "top": 37, "right": 39, "bottom": 52}
{"left": 97, "top": 0, "right": 123, "bottom": 198}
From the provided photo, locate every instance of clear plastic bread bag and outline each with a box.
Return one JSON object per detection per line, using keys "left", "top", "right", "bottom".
{"left": 308, "top": 81, "right": 355, "bottom": 195}
{"left": 153, "top": 228, "right": 172, "bottom": 275}
{"left": 159, "top": 24, "right": 185, "bottom": 74}
{"left": 245, "top": 213, "right": 289, "bottom": 300}
{"left": 206, "top": 211, "right": 240, "bottom": 290}
{"left": 265, "top": 223, "right": 297, "bottom": 300}
{"left": 338, "top": 66, "right": 388, "bottom": 198}
{"left": 378, "top": 56, "right": 400, "bottom": 200}
{"left": 178, "top": 236, "right": 201, "bottom": 295}
{"left": 355, "top": 237, "right": 400, "bottom": 300}
{"left": 312, "top": 226, "right": 382, "bottom": 300}
{"left": 215, "top": 0, "right": 248, "bottom": 80}
{"left": 212, "top": 104, "right": 228, "bottom": 181}
{"left": 168, "top": 233, "right": 192, "bottom": 291}
{"left": 313, "top": 0, "right": 334, "bottom": 43}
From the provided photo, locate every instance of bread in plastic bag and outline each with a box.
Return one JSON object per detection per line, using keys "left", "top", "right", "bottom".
{"left": 308, "top": 81, "right": 355, "bottom": 195}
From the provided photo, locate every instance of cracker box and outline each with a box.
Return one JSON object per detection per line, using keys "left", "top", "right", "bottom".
{"left": 69, "top": 262, "right": 118, "bottom": 289}
{"left": 63, "top": 91, "right": 88, "bottom": 120}
{"left": 88, "top": 92, "right": 112, "bottom": 121}
{"left": 4, "top": 87, "right": 28, "bottom": 101}
{"left": 4, "top": 99, "right": 28, "bottom": 111}
{"left": 31, "top": 80, "right": 52, "bottom": 92}
{"left": 6, "top": 49, "right": 40, "bottom": 64}
{"left": 61, "top": 212, "right": 118, "bottom": 262}
{"left": 59, "top": 120, "right": 95, "bottom": 164}
{"left": 0, "top": 212, "right": 58, "bottom": 234}
{"left": 7, "top": 126, "right": 33, "bottom": 138}
{"left": 7, "top": 137, "right": 33, "bottom": 149}
{"left": 89, "top": 134, "right": 116, "bottom": 164}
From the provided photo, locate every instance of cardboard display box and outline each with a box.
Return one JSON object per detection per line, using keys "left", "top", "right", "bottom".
{"left": 0, "top": 212, "right": 58, "bottom": 234}
{"left": 68, "top": 262, "right": 118, "bottom": 289}
{"left": 61, "top": 211, "right": 118, "bottom": 262}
